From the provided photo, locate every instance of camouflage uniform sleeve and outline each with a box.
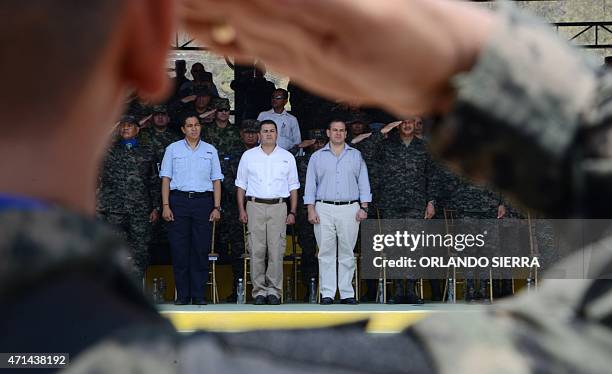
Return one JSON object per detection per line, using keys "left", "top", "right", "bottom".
{"left": 429, "top": 4, "right": 604, "bottom": 218}
{"left": 147, "top": 148, "right": 161, "bottom": 210}
{"left": 424, "top": 150, "right": 436, "bottom": 203}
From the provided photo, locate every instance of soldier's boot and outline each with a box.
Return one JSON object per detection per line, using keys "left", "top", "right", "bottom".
{"left": 225, "top": 280, "right": 238, "bottom": 303}
{"left": 390, "top": 279, "right": 404, "bottom": 304}
{"left": 499, "top": 279, "right": 513, "bottom": 298}
{"left": 430, "top": 279, "right": 442, "bottom": 302}
{"left": 477, "top": 280, "right": 490, "bottom": 303}
{"left": 465, "top": 279, "right": 476, "bottom": 302}
{"left": 405, "top": 279, "right": 424, "bottom": 304}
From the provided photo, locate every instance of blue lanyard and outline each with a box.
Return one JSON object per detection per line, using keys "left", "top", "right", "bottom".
{"left": 121, "top": 139, "right": 138, "bottom": 149}
{"left": 0, "top": 194, "right": 49, "bottom": 212}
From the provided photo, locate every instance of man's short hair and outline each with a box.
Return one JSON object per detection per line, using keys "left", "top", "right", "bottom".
{"left": 327, "top": 120, "right": 347, "bottom": 130}
{"left": 2, "top": 1, "right": 123, "bottom": 131}
{"left": 259, "top": 119, "right": 278, "bottom": 131}
{"left": 182, "top": 114, "right": 201, "bottom": 126}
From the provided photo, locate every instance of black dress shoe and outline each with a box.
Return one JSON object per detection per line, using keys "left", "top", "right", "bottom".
{"left": 192, "top": 298, "right": 207, "bottom": 305}
{"left": 320, "top": 297, "right": 334, "bottom": 305}
{"left": 405, "top": 294, "right": 425, "bottom": 304}
{"left": 254, "top": 295, "right": 267, "bottom": 305}
{"left": 340, "top": 297, "right": 358, "bottom": 305}
{"left": 174, "top": 298, "right": 189, "bottom": 305}
{"left": 267, "top": 295, "right": 280, "bottom": 305}
{"left": 225, "top": 293, "right": 237, "bottom": 303}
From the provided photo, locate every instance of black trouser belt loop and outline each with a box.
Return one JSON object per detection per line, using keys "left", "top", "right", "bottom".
{"left": 317, "top": 200, "right": 359, "bottom": 205}
{"left": 249, "top": 197, "right": 285, "bottom": 204}
{"left": 172, "top": 190, "right": 213, "bottom": 199}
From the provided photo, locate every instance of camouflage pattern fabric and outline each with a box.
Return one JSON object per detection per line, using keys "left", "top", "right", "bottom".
{"left": 374, "top": 135, "right": 437, "bottom": 216}
{"left": 97, "top": 141, "right": 160, "bottom": 278}
{"left": 9, "top": 3, "right": 612, "bottom": 374}
{"left": 216, "top": 145, "right": 248, "bottom": 288}
{"left": 203, "top": 123, "right": 242, "bottom": 156}
{"left": 139, "top": 126, "right": 182, "bottom": 164}
{"left": 296, "top": 151, "right": 318, "bottom": 290}
{"left": 350, "top": 131, "right": 384, "bottom": 213}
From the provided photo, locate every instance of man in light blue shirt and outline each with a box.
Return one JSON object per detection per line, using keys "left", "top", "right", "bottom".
{"left": 160, "top": 115, "right": 223, "bottom": 305}
{"left": 305, "top": 120, "right": 371, "bottom": 305}
{"left": 257, "top": 89, "right": 301, "bottom": 150}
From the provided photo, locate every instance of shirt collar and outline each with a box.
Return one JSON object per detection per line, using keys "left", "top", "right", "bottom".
{"left": 322, "top": 142, "right": 353, "bottom": 153}
{"left": 270, "top": 109, "right": 288, "bottom": 116}
{"left": 183, "top": 138, "right": 201, "bottom": 150}
{"left": 257, "top": 144, "right": 279, "bottom": 155}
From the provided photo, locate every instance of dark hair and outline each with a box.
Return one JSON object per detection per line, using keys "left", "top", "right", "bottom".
{"left": 182, "top": 114, "right": 201, "bottom": 127}
{"left": 259, "top": 119, "right": 278, "bottom": 131}
{"left": 1, "top": 1, "right": 123, "bottom": 130}
{"left": 273, "top": 88, "right": 289, "bottom": 100}
{"left": 327, "top": 120, "right": 347, "bottom": 130}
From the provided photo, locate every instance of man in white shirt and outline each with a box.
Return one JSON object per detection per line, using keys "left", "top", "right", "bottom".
{"left": 257, "top": 89, "right": 301, "bottom": 150}
{"left": 235, "top": 120, "right": 300, "bottom": 305}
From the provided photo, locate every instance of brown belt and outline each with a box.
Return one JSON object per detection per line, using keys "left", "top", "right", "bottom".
{"left": 249, "top": 197, "right": 286, "bottom": 204}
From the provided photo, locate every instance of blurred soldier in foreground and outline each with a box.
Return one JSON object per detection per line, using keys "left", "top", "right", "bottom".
{"left": 6, "top": 0, "right": 612, "bottom": 373}
{"left": 97, "top": 115, "right": 160, "bottom": 280}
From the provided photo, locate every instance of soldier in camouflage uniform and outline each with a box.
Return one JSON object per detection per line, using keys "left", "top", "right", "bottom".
{"left": 295, "top": 129, "right": 327, "bottom": 300}
{"left": 375, "top": 118, "right": 437, "bottom": 304}
{"left": 12, "top": 1, "right": 612, "bottom": 373}
{"left": 139, "top": 105, "right": 181, "bottom": 162}
{"left": 138, "top": 105, "right": 181, "bottom": 264}
{"left": 168, "top": 87, "right": 216, "bottom": 133}
{"left": 438, "top": 166, "right": 505, "bottom": 301}
{"left": 97, "top": 115, "right": 161, "bottom": 280}
{"left": 215, "top": 119, "right": 260, "bottom": 301}
{"left": 349, "top": 118, "right": 404, "bottom": 301}
{"left": 203, "top": 98, "right": 242, "bottom": 153}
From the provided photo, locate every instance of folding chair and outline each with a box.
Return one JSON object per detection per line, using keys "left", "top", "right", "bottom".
{"left": 207, "top": 220, "right": 219, "bottom": 304}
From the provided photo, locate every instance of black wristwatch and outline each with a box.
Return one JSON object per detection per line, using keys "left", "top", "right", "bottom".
{"left": 213, "top": 206, "right": 223, "bottom": 213}
{"left": 288, "top": 211, "right": 296, "bottom": 217}
{"left": 360, "top": 207, "right": 369, "bottom": 214}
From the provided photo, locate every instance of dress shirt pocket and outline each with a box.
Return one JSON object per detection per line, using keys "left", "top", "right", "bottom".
{"left": 173, "top": 157, "right": 187, "bottom": 173}
{"left": 273, "top": 161, "right": 290, "bottom": 182}
{"left": 250, "top": 162, "right": 267, "bottom": 183}
{"left": 197, "top": 155, "right": 213, "bottom": 174}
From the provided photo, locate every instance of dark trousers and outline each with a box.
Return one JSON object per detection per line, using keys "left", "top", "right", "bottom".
{"left": 167, "top": 192, "right": 213, "bottom": 301}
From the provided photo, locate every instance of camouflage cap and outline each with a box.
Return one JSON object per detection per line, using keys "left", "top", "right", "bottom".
{"left": 240, "top": 119, "right": 260, "bottom": 133}
{"left": 214, "top": 98, "right": 231, "bottom": 111}
{"left": 309, "top": 128, "right": 328, "bottom": 140}
{"left": 193, "top": 87, "right": 212, "bottom": 97}
{"left": 346, "top": 114, "right": 370, "bottom": 126}
{"left": 119, "top": 115, "right": 138, "bottom": 125}
{"left": 152, "top": 105, "right": 167, "bottom": 114}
